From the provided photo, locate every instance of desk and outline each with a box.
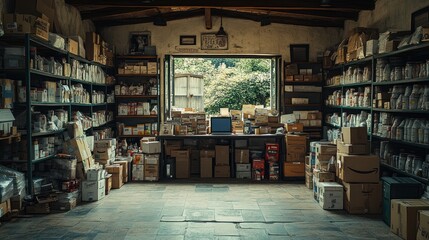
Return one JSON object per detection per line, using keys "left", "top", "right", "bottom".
{"left": 157, "top": 134, "right": 285, "bottom": 180}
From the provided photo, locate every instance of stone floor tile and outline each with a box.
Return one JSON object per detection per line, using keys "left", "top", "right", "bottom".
{"left": 215, "top": 209, "right": 243, "bottom": 222}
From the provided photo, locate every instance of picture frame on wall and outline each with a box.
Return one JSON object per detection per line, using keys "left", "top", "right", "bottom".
{"left": 129, "top": 31, "right": 151, "bottom": 54}
{"left": 290, "top": 44, "right": 309, "bottom": 63}
{"left": 201, "top": 33, "right": 228, "bottom": 50}
{"left": 180, "top": 35, "right": 197, "bottom": 45}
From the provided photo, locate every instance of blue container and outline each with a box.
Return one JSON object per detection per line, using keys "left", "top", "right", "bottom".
{"left": 381, "top": 177, "right": 423, "bottom": 225}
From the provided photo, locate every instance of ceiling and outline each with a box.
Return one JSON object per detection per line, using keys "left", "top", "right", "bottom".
{"left": 65, "top": 0, "right": 375, "bottom": 28}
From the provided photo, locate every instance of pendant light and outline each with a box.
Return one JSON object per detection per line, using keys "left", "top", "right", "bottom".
{"left": 216, "top": 16, "right": 227, "bottom": 37}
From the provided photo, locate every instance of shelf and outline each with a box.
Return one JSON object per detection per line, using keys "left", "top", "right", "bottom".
{"left": 324, "top": 123, "right": 340, "bottom": 129}
{"left": 29, "top": 102, "right": 70, "bottom": 106}
{"left": 118, "top": 135, "right": 157, "bottom": 138}
{"left": 70, "top": 78, "right": 91, "bottom": 85}
{"left": 375, "top": 42, "right": 429, "bottom": 59}
{"left": 31, "top": 129, "right": 65, "bottom": 137}
{"left": 116, "top": 55, "right": 158, "bottom": 59}
{"left": 92, "top": 103, "right": 107, "bottom": 106}
{"left": 284, "top": 81, "right": 322, "bottom": 85}
{"left": 0, "top": 133, "right": 21, "bottom": 143}
{"left": 372, "top": 108, "right": 428, "bottom": 114}
{"left": 33, "top": 154, "right": 56, "bottom": 164}
{"left": 29, "top": 35, "right": 68, "bottom": 55}
{"left": 372, "top": 77, "right": 429, "bottom": 86}
{"left": 115, "top": 95, "right": 158, "bottom": 99}
{"left": 71, "top": 103, "right": 92, "bottom": 107}
{"left": 372, "top": 135, "right": 429, "bottom": 149}
{"left": 116, "top": 74, "right": 157, "bottom": 77}
{"left": 285, "top": 104, "right": 321, "bottom": 107}
{"left": 343, "top": 56, "right": 373, "bottom": 66}
{"left": 324, "top": 81, "right": 372, "bottom": 88}
{"left": 93, "top": 120, "right": 115, "bottom": 128}
{"left": 92, "top": 82, "right": 115, "bottom": 87}
{"left": 116, "top": 115, "right": 158, "bottom": 118}
{"left": 380, "top": 162, "right": 428, "bottom": 184}
{"left": 30, "top": 69, "right": 69, "bottom": 80}
{"left": 324, "top": 105, "right": 342, "bottom": 109}
{"left": 341, "top": 106, "right": 371, "bottom": 110}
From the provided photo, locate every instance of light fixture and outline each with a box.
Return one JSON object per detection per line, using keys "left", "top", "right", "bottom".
{"left": 216, "top": 16, "right": 227, "bottom": 36}
{"left": 153, "top": 15, "right": 167, "bottom": 26}
{"left": 320, "top": 0, "right": 332, "bottom": 7}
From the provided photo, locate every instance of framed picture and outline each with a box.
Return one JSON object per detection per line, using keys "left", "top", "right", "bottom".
{"left": 180, "top": 35, "right": 196, "bottom": 45}
{"left": 290, "top": 44, "right": 309, "bottom": 63}
{"left": 201, "top": 33, "right": 228, "bottom": 50}
{"left": 129, "top": 31, "right": 151, "bottom": 54}
{"left": 411, "top": 6, "right": 429, "bottom": 31}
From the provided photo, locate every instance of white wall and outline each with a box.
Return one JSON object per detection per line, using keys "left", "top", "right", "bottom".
{"left": 101, "top": 16, "right": 343, "bottom": 62}
{"left": 344, "top": 0, "right": 429, "bottom": 36}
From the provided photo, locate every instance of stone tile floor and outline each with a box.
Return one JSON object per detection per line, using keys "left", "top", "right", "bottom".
{"left": 0, "top": 182, "right": 400, "bottom": 240}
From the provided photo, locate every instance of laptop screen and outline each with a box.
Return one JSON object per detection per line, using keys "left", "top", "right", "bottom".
{"left": 211, "top": 117, "right": 232, "bottom": 134}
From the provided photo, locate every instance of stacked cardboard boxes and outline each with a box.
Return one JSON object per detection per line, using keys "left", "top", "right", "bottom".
{"left": 284, "top": 133, "right": 307, "bottom": 177}
{"left": 141, "top": 141, "right": 161, "bottom": 181}
{"left": 132, "top": 153, "right": 144, "bottom": 181}
{"left": 105, "top": 164, "right": 123, "bottom": 189}
{"left": 417, "top": 210, "right": 429, "bottom": 240}
{"left": 180, "top": 113, "right": 207, "bottom": 135}
{"left": 93, "top": 139, "right": 116, "bottom": 166}
{"left": 391, "top": 199, "right": 429, "bottom": 240}
{"left": 200, "top": 149, "right": 215, "bottom": 178}
{"left": 235, "top": 149, "right": 250, "bottom": 179}
{"left": 312, "top": 143, "right": 336, "bottom": 203}
{"left": 336, "top": 127, "right": 381, "bottom": 214}
{"left": 115, "top": 160, "right": 129, "bottom": 184}
{"left": 82, "top": 165, "right": 105, "bottom": 202}
{"left": 215, "top": 145, "right": 230, "bottom": 178}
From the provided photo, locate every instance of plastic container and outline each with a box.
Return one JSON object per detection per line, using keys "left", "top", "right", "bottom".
{"left": 411, "top": 119, "right": 421, "bottom": 143}
{"left": 399, "top": 153, "right": 407, "bottom": 171}
{"left": 412, "top": 156, "right": 423, "bottom": 176}
{"left": 405, "top": 155, "right": 414, "bottom": 173}
{"left": 396, "top": 119, "right": 405, "bottom": 140}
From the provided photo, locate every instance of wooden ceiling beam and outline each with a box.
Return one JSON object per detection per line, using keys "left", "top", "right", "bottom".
{"left": 205, "top": 8, "right": 212, "bottom": 29}
{"left": 80, "top": 7, "right": 154, "bottom": 20}
{"left": 66, "top": 0, "right": 375, "bottom": 10}
{"left": 229, "top": 8, "right": 356, "bottom": 21}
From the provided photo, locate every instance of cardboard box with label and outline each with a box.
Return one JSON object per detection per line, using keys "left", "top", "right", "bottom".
{"left": 286, "top": 133, "right": 307, "bottom": 146}
{"left": 3, "top": 13, "right": 50, "bottom": 41}
{"left": 315, "top": 143, "right": 336, "bottom": 155}
{"left": 285, "top": 123, "right": 304, "bottom": 132}
{"left": 235, "top": 149, "right": 249, "bottom": 163}
{"left": 82, "top": 179, "right": 105, "bottom": 202}
{"left": 236, "top": 163, "right": 251, "bottom": 172}
{"left": 144, "top": 164, "right": 159, "bottom": 181}
{"left": 341, "top": 127, "right": 368, "bottom": 144}
{"left": 318, "top": 182, "right": 343, "bottom": 210}
{"left": 391, "top": 199, "right": 429, "bottom": 240}
{"left": 343, "top": 182, "right": 381, "bottom": 214}
{"left": 215, "top": 145, "right": 229, "bottom": 166}
{"left": 305, "top": 172, "right": 313, "bottom": 189}
{"left": 94, "top": 147, "right": 115, "bottom": 160}
{"left": 115, "top": 160, "right": 129, "bottom": 183}
{"left": 337, "top": 153, "right": 379, "bottom": 183}
{"left": 132, "top": 164, "right": 144, "bottom": 181}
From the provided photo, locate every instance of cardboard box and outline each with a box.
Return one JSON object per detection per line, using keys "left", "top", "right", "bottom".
{"left": 132, "top": 164, "right": 144, "bottom": 181}
{"left": 286, "top": 152, "right": 306, "bottom": 162}
{"left": 287, "top": 145, "right": 306, "bottom": 154}
{"left": 215, "top": 145, "right": 229, "bottom": 166}
{"left": 144, "top": 154, "right": 159, "bottom": 165}
{"left": 313, "top": 169, "right": 335, "bottom": 182}
{"left": 337, "top": 141, "right": 370, "bottom": 155}
{"left": 68, "top": 38, "right": 78, "bottom": 55}
{"left": 286, "top": 134, "right": 307, "bottom": 146}
{"left": 343, "top": 182, "right": 381, "bottom": 214}
{"left": 294, "top": 75, "right": 304, "bottom": 81}
{"left": 105, "top": 175, "right": 112, "bottom": 195}
{"left": 81, "top": 179, "right": 105, "bottom": 201}
{"left": 105, "top": 165, "right": 123, "bottom": 188}
{"left": 200, "top": 157, "right": 213, "bottom": 178}
{"left": 305, "top": 172, "right": 313, "bottom": 189}
{"left": 144, "top": 164, "right": 159, "bottom": 181}
{"left": 341, "top": 127, "right": 368, "bottom": 144}
{"left": 291, "top": 98, "right": 309, "bottom": 105}
{"left": 94, "top": 147, "right": 115, "bottom": 160}
{"left": 236, "top": 171, "right": 251, "bottom": 179}
{"left": 235, "top": 149, "right": 249, "bottom": 163}
{"left": 417, "top": 210, "right": 429, "bottom": 240}
{"left": 283, "top": 162, "right": 305, "bottom": 177}
{"left": 3, "top": 13, "right": 50, "bottom": 41}
{"left": 391, "top": 199, "right": 429, "bottom": 240}
{"left": 141, "top": 141, "right": 161, "bottom": 154}
{"left": 176, "top": 157, "right": 190, "bottom": 179}
{"left": 86, "top": 168, "right": 104, "bottom": 181}
{"left": 15, "top": 0, "right": 54, "bottom": 31}
{"left": 94, "top": 138, "right": 116, "bottom": 148}
{"left": 315, "top": 144, "right": 336, "bottom": 155}
{"left": 0, "top": 199, "right": 11, "bottom": 217}
{"left": 215, "top": 165, "right": 230, "bottom": 178}
{"left": 236, "top": 163, "right": 251, "bottom": 172}
{"left": 285, "top": 123, "right": 304, "bottom": 132}
{"left": 318, "top": 182, "right": 343, "bottom": 210}
{"left": 337, "top": 153, "right": 379, "bottom": 183}
{"left": 115, "top": 160, "right": 129, "bottom": 183}
{"left": 280, "top": 114, "right": 296, "bottom": 124}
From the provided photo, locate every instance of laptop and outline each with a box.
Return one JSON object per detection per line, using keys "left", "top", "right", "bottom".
{"left": 211, "top": 117, "right": 232, "bottom": 135}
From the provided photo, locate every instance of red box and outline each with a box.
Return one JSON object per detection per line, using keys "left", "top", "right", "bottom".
{"left": 265, "top": 143, "right": 279, "bottom": 162}
{"left": 252, "top": 159, "right": 265, "bottom": 170}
